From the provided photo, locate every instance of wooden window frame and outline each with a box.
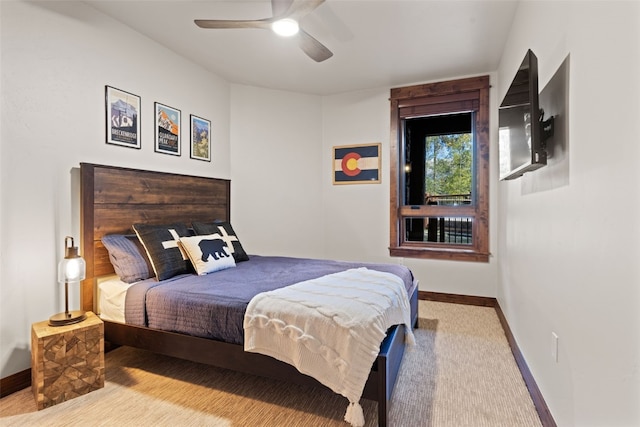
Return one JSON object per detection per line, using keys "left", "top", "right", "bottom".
{"left": 389, "top": 76, "right": 490, "bottom": 262}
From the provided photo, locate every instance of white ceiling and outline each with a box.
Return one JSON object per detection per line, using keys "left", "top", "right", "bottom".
{"left": 85, "top": 0, "right": 519, "bottom": 96}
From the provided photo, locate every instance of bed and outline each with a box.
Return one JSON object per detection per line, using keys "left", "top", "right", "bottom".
{"left": 79, "top": 163, "right": 419, "bottom": 426}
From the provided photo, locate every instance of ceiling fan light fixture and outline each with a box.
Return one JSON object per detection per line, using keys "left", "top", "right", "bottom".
{"left": 271, "top": 18, "right": 299, "bottom": 37}
{"left": 195, "top": 0, "right": 333, "bottom": 62}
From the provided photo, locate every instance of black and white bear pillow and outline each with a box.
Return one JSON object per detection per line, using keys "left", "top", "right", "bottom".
{"left": 179, "top": 234, "right": 236, "bottom": 275}
{"left": 132, "top": 223, "right": 192, "bottom": 281}
{"left": 191, "top": 221, "right": 249, "bottom": 262}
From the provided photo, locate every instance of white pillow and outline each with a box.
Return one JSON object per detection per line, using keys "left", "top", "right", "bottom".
{"left": 179, "top": 234, "right": 236, "bottom": 275}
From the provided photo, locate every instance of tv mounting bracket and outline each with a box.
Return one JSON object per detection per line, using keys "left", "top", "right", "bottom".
{"left": 539, "top": 109, "right": 555, "bottom": 149}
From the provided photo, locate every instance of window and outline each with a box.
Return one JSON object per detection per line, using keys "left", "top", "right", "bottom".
{"left": 389, "top": 76, "right": 490, "bottom": 262}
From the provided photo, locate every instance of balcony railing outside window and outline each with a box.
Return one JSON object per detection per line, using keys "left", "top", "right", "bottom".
{"left": 404, "top": 193, "right": 473, "bottom": 245}
{"left": 425, "top": 193, "right": 471, "bottom": 206}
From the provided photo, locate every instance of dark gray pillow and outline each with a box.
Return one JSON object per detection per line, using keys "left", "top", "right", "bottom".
{"left": 132, "top": 223, "right": 191, "bottom": 281}
{"left": 101, "top": 234, "right": 153, "bottom": 283}
{"left": 191, "top": 221, "right": 249, "bottom": 262}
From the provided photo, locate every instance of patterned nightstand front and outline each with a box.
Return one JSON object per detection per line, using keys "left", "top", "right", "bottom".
{"left": 31, "top": 311, "right": 104, "bottom": 410}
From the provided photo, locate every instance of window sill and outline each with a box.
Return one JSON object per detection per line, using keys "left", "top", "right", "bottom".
{"left": 389, "top": 246, "right": 490, "bottom": 263}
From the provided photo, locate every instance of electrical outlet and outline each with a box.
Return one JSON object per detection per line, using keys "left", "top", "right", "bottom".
{"left": 551, "top": 332, "right": 559, "bottom": 363}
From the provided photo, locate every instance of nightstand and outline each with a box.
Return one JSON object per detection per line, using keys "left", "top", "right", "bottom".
{"left": 31, "top": 311, "right": 104, "bottom": 410}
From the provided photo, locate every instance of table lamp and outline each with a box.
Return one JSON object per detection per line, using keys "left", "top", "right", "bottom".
{"left": 49, "top": 236, "right": 87, "bottom": 326}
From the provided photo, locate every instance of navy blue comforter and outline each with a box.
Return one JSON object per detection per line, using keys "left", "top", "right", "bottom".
{"left": 125, "top": 255, "right": 414, "bottom": 344}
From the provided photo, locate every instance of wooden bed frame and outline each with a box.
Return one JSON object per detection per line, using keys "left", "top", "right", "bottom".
{"left": 79, "top": 162, "right": 418, "bottom": 426}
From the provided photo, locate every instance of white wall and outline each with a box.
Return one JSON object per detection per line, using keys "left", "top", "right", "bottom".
{"left": 0, "top": 1, "right": 231, "bottom": 378}
{"left": 497, "top": 2, "right": 640, "bottom": 426}
{"left": 321, "top": 89, "right": 392, "bottom": 264}
{"left": 229, "top": 84, "right": 325, "bottom": 258}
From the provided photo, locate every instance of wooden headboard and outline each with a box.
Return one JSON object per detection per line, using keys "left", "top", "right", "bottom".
{"left": 80, "top": 163, "right": 231, "bottom": 312}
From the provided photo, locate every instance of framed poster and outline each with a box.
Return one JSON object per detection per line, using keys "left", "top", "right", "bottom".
{"left": 333, "top": 143, "right": 382, "bottom": 185}
{"left": 190, "top": 114, "right": 211, "bottom": 162}
{"left": 105, "top": 86, "right": 141, "bottom": 149}
{"left": 154, "top": 102, "right": 181, "bottom": 156}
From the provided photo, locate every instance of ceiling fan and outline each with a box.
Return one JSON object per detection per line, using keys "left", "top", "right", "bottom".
{"left": 194, "top": 0, "right": 333, "bottom": 62}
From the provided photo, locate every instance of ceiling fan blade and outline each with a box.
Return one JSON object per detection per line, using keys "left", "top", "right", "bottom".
{"left": 194, "top": 19, "right": 271, "bottom": 30}
{"left": 195, "top": 0, "right": 325, "bottom": 30}
{"left": 271, "top": 0, "right": 295, "bottom": 18}
{"left": 297, "top": 29, "right": 333, "bottom": 62}
{"left": 287, "top": 0, "right": 326, "bottom": 21}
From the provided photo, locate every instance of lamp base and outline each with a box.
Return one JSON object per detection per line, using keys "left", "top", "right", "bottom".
{"left": 49, "top": 310, "right": 87, "bottom": 327}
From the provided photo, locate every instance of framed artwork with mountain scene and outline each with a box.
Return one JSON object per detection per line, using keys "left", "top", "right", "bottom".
{"left": 105, "top": 86, "right": 141, "bottom": 149}
{"left": 154, "top": 102, "right": 181, "bottom": 156}
{"left": 190, "top": 114, "right": 211, "bottom": 162}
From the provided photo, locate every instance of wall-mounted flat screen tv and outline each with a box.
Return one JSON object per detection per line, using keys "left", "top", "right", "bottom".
{"left": 499, "top": 49, "right": 547, "bottom": 180}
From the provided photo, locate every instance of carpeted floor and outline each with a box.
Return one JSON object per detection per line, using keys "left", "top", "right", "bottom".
{"left": 0, "top": 300, "right": 542, "bottom": 426}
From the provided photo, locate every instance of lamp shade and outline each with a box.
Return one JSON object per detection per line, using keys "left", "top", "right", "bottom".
{"left": 49, "top": 236, "right": 87, "bottom": 326}
{"left": 58, "top": 256, "right": 86, "bottom": 283}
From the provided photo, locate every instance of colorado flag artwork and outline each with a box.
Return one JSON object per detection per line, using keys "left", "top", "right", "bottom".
{"left": 333, "top": 143, "right": 382, "bottom": 184}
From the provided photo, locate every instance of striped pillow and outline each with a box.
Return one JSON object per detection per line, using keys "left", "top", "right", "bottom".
{"left": 101, "top": 234, "right": 153, "bottom": 283}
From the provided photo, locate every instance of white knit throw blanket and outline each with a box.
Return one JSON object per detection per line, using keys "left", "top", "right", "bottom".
{"left": 243, "top": 267, "right": 415, "bottom": 427}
